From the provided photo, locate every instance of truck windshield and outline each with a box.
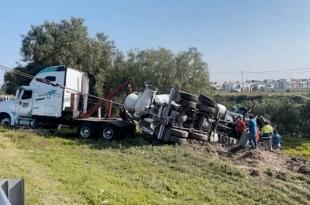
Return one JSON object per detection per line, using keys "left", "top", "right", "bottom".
{"left": 21, "top": 90, "right": 32, "bottom": 100}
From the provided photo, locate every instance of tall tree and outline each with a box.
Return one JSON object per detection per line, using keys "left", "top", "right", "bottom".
{"left": 4, "top": 17, "right": 117, "bottom": 95}
{"left": 119, "top": 47, "right": 209, "bottom": 94}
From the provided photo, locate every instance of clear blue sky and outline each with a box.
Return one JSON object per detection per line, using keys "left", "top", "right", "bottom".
{"left": 1, "top": 0, "right": 310, "bottom": 83}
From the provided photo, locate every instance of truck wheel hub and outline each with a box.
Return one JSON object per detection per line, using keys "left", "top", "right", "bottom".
{"left": 80, "top": 126, "right": 91, "bottom": 138}
{"left": 102, "top": 127, "right": 114, "bottom": 140}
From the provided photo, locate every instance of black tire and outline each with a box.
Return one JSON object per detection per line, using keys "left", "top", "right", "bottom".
{"left": 170, "top": 128, "right": 188, "bottom": 138}
{"left": 198, "top": 95, "right": 217, "bottom": 108}
{"left": 189, "top": 132, "right": 209, "bottom": 141}
{"left": 180, "top": 100, "right": 197, "bottom": 109}
{"left": 0, "top": 113, "right": 11, "bottom": 127}
{"left": 162, "top": 131, "right": 171, "bottom": 142}
{"left": 78, "top": 123, "right": 94, "bottom": 139}
{"left": 100, "top": 125, "right": 118, "bottom": 140}
{"left": 170, "top": 135, "right": 187, "bottom": 144}
{"left": 197, "top": 104, "right": 216, "bottom": 114}
{"left": 179, "top": 91, "right": 198, "bottom": 102}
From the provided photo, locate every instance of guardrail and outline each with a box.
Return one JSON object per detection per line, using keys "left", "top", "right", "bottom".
{"left": 0, "top": 179, "right": 24, "bottom": 205}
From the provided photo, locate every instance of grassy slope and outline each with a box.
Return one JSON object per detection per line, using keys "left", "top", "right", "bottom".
{"left": 0, "top": 128, "right": 309, "bottom": 205}
{"left": 283, "top": 136, "right": 310, "bottom": 159}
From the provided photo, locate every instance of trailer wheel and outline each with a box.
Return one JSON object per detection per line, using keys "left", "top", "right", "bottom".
{"left": 180, "top": 100, "right": 197, "bottom": 109}
{"left": 198, "top": 95, "right": 217, "bottom": 108}
{"left": 0, "top": 113, "right": 11, "bottom": 127}
{"left": 169, "top": 135, "right": 187, "bottom": 144}
{"left": 179, "top": 91, "right": 198, "bottom": 102}
{"left": 100, "top": 125, "right": 118, "bottom": 140}
{"left": 163, "top": 131, "right": 171, "bottom": 142}
{"left": 197, "top": 104, "right": 216, "bottom": 114}
{"left": 170, "top": 128, "right": 188, "bottom": 138}
{"left": 78, "top": 123, "right": 94, "bottom": 139}
{"left": 188, "top": 132, "right": 209, "bottom": 141}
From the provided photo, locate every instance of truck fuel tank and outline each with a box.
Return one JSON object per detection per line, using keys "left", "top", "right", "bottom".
{"left": 124, "top": 92, "right": 140, "bottom": 111}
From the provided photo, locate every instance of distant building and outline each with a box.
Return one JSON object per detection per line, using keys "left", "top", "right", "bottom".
{"left": 274, "top": 79, "right": 290, "bottom": 91}
{"left": 216, "top": 78, "right": 310, "bottom": 92}
{"left": 290, "top": 79, "right": 310, "bottom": 91}
{"left": 222, "top": 81, "right": 241, "bottom": 92}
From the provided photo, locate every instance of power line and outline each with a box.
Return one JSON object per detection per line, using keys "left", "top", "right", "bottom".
{"left": 0, "top": 64, "right": 34, "bottom": 79}
{"left": 247, "top": 67, "right": 310, "bottom": 74}
{"left": 0, "top": 65, "right": 125, "bottom": 107}
{"left": 210, "top": 67, "right": 310, "bottom": 75}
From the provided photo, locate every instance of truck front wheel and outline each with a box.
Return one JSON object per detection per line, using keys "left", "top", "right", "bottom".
{"left": 78, "top": 123, "right": 94, "bottom": 139}
{"left": 0, "top": 114, "right": 11, "bottom": 127}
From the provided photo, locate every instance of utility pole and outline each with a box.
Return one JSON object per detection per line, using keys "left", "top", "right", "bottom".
{"left": 241, "top": 70, "right": 244, "bottom": 92}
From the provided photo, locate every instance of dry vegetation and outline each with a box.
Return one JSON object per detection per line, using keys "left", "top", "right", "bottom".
{"left": 0, "top": 128, "right": 309, "bottom": 205}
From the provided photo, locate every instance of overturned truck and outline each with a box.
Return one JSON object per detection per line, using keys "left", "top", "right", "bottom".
{"left": 124, "top": 85, "right": 237, "bottom": 145}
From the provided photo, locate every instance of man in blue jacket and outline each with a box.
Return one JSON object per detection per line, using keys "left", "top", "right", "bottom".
{"left": 248, "top": 115, "right": 257, "bottom": 149}
{"left": 272, "top": 130, "right": 282, "bottom": 150}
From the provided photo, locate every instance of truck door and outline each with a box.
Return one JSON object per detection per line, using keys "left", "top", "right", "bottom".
{"left": 17, "top": 89, "right": 33, "bottom": 117}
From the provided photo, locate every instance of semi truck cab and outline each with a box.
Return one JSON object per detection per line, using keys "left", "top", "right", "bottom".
{"left": 0, "top": 65, "right": 89, "bottom": 127}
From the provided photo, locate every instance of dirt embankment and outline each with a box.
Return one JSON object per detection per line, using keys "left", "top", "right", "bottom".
{"left": 187, "top": 140, "right": 310, "bottom": 178}
{"left": 233, "top": 149, "right": 310, "bottom": 176}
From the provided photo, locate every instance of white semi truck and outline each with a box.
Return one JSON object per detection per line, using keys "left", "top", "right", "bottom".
{"left": 0, "top": 65, "right": 135, "bottom": 139}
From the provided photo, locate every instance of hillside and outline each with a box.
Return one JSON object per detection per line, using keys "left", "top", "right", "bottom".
{"left": 0, "top": 128, "right": 309, "bottom": 205}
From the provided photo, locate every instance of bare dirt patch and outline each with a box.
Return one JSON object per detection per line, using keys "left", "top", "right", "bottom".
{"left": 231, "top": 148, "right": 310, "bottom": 178}
{"left": 186, "top": 139, "right": 310, "bottom": 179}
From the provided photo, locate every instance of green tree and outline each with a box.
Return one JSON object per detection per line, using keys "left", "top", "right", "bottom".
{"left": 175, "top": 47, "right": 209, "bottom": 94}
{"left": 119, "top": 47, "right": 209, "bottom": 94}
{"left": 4, "top": 17, "right": 117, "bottom": 95}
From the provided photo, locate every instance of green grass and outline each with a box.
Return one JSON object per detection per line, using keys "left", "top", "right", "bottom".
{"left": 283, "top": 136, "right": 310, "bottom": 159}
{"left": 0, "top": 128, "right": 309, "bottom": 205}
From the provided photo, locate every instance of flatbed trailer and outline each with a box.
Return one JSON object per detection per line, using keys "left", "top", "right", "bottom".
{"left": 74, "top": 117, "right": 135, "bottom": 140}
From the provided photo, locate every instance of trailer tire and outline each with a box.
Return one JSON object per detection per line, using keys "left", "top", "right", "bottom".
{"left": 0, "top": 113, "right": 11, "bottom": 127}
{"left": 198, "top": 95, "right": 217, "bottom": 108}
{"left": 180, "top": 100, "right": 197, "bottom": 109}
{"left": 170, "top": 135, "right": 187, "bottom": 144}
{"left": 170, "top": 128, "right": 188, "bottom": 138}
{"left": 188, "top": 132, "right": 209, "bottom": 141}
{"left": 179, "top": 91, "right": 198, "bottom": 102}
{"left": 78, "top": 123, "right": 94, "bottom": 139}
{"left": 197, "top": 104, "right": 216, "bottom": 114}
{"left": 163, "top": 131, "right": 171, "bottom": 142}
{"left": 100, "top": 125, "right": 118, "bottom": 140}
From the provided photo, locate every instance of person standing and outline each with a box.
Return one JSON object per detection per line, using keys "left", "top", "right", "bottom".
{"left": 272, "top": 130, "right": 282, "bottom": 150}
{"left": 235, "top": 117, "right": 246, "bottom": 139}
{"left": 248, "top": 115, "right": 257, "bottom": 149}
{"left": 261, "top": 121, "right": 274, "bottom": 151}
